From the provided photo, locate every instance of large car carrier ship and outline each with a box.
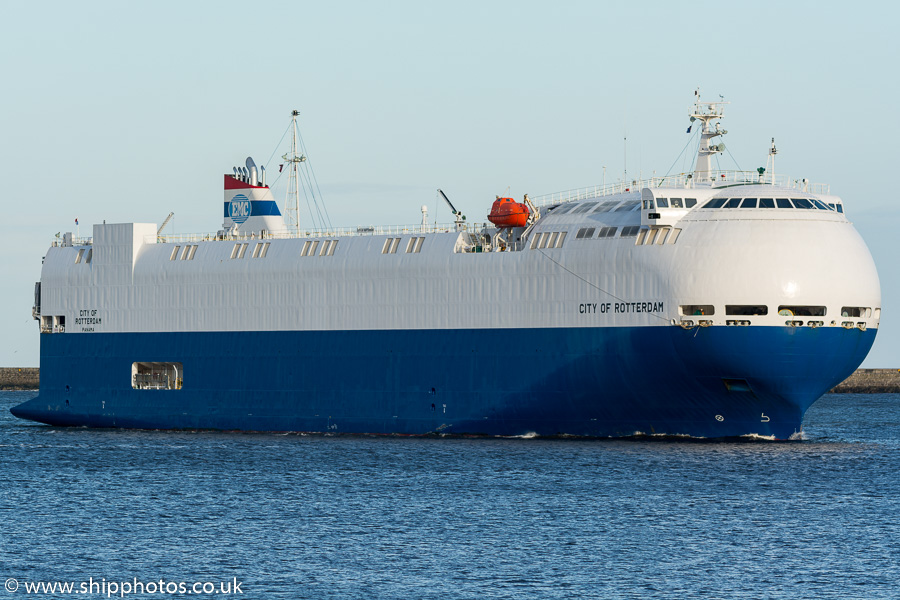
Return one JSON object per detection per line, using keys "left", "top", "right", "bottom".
{"left": 12, "top": 94, "right": 881, "bottom": 439}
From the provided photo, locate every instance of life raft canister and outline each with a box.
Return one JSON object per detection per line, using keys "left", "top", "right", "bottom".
{"left": 487, "top": 197, "right": 530, "bottom": 228}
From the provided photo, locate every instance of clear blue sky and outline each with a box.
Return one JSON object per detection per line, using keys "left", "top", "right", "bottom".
{"left": 1, "top": 0, "right": 897, "bottom": 367}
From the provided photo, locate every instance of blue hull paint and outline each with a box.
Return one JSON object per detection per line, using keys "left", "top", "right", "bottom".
{"left": 11, "top": 326, "right": 876, "bottom": 439}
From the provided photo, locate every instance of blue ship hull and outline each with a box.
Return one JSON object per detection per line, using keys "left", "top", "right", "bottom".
{"left": 11, "top": 326, "right": 876, "bottom": 439}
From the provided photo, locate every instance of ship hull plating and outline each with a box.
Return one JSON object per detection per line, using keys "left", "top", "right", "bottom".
{"left": 12, "top": 325, "right": 876, "bottom": 439}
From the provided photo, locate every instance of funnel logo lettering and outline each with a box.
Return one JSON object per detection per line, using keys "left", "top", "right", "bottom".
{"left": 229, "top": 194, "right": 251, "bottom": 224}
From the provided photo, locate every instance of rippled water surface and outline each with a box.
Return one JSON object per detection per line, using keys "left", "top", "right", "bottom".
{"left": 2, "top": 392, "right": 899, "bottom": 599}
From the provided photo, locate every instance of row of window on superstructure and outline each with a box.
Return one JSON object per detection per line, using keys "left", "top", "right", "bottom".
{"left": 552, "top": 199, "right": 642, "bottom": 215}
{"left": 679, "top": 304, "right": 877, "bottom": 329}
{"left": 171, "top": 245, "right": 199, "bottom": 261}
{"left": 529, "top": 231, "right": 567, "bottom": 249}
{"left": 302, "top": 239, "right": 338, "bottom": 257}
{"left": 681, "top": 304, "right": 874, "bottom": 317}
{"left": 643, "top": 198, "right": 699, "bottom": 209}
{"left": 636, "top": 228, "right": 681, "bottom": 245}
{"left": 229, "top": 241, "right": 271, "bottom": 259}
{"left": 700, "top": 197, "right": 841, "bottom": 212}
{"left": 382, "top": 237, "right": 425, "bottom": 254}
{"left": 574, "top": 225, "right": 642, "bottom": 240}
{"left": 226, "top": 239, "right": 338, "bottom": 260}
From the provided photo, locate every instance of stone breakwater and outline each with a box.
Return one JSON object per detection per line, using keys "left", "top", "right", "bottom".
{"left": 830, "top": 368, "right": 900, "bottom": 393}
{"left": 1, "top": 367, "right": 897, "bottom": 393}
{"left": 0, "top": 368, "right": 40, "bottom": 390}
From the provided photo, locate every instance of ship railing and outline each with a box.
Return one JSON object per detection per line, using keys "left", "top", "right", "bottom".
{"left": 148, "top": 222, "right": 493, "bottom": 244}
{"left": 529, "top": 171, "right": 830, "bottom": 207}
{"left": 50, "top": 237, "right": 93, "bottom": 247}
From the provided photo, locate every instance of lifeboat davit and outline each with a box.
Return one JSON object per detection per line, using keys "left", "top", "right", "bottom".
{"left": 488, "top": 197, "right": 530, "bottom": 228}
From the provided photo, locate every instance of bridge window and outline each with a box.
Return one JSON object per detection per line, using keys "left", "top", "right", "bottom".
{"left": 793, "top": 198, "right": 815, "bottom": 209}
{"left": 723, "top": 198, "right": 741, "bottom": 208}
{"left": 684, "top": 198, "right": 697, "bottom": 208}
{"left": 576, "top": 227, "right": 595, "bottom": 239}
{"left": 620, "top": 226, "right": 640, "bottom": 237}
{"left": 172, "top": 246, "right": 182, "bottom": 260}
{"left": 669, "top": 198, "right": 683, "bottom": 208}
{"left": 656, "top": 198, "right": 669, "bottom": 208}
{"left": 739, "top": 198, "right": 757, "bottom": 208}
{"left": 759, "top": 198, "right": 775, "bottom": 208}
{"left": 75, "top": 248, "right": 85, "bottom": 264}
{"left": 702, "top": 198, "right": 727, "bottom": 209}
{"left": 776, "top": 198, "right": 793, "bottom": 208}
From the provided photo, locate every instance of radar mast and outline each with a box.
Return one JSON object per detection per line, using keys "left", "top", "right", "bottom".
{"left": 689, "top": 89, "right": 729, "bottom": 183}
{"left": 282, "top": 110, "right": 306, "bottom": 234}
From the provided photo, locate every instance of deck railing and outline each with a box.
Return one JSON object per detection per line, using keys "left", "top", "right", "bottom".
{"left": 148, "top": 222, "right": 491, "bottom": 244}
{"left": 52, "top": 170, "right": 832, "bottom": 246}
{"left": 529, "top": 171, "right": 830, "bottom": 207}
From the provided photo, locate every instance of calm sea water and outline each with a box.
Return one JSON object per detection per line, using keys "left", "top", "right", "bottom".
{"left": 2, "top": 391, "right": 898, "bottom": 600}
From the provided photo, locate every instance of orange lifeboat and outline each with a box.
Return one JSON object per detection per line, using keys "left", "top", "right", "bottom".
{"left": 488, "top": 197, "right": 530, "bottom": 228}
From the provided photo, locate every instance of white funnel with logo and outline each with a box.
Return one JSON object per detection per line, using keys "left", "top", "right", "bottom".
{"left": 223, "top": 157, "right": 287, "bottom": 235}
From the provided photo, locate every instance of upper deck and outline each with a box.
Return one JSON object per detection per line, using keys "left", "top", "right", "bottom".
{"left": 53, "top": 168, "right": 838, "bottom": 253}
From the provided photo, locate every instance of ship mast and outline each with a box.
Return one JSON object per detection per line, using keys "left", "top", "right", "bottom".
{"left": 689, "top": 89, "right": 729, "bottom": 183}
{"left": 282, "top": 109, "right": 306, "bottom": 234}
